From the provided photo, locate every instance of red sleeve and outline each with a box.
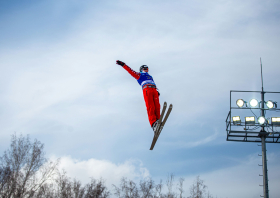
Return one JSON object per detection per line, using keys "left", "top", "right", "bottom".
{"left": 123, "top": 64, "right": 140, "bottom": 80}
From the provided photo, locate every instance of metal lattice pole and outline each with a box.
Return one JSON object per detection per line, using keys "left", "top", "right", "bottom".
{"left": 260, "top": 134, "right": 269, "bottom": 198}
{"left": 260, "top": 88, "right": 269, "bottom": 198}
{"left": 260, "top": 61, "right": 269, "bottom": 198}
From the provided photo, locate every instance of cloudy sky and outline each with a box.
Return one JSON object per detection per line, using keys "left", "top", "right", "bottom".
{"left": 0, "top": 0, "right": 280, "bottom": 197}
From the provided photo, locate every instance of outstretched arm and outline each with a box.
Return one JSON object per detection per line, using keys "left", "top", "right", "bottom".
{"left": 116, "top": 60, "right": 140, "bottom": 80}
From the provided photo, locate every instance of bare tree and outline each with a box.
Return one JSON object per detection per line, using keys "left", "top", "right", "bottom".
{"left": 34, "top": 170, "right": 109, "bottom": 198}
{"left": 0, "top": 133, "right": 59, "bottom": 198}
{"left": 0, "top": 166, "right": 12, "bottom": 194}
{"left": 73, "top": 179, "right": 86, "bottom": 198}
{"left": 113, "top": 177, "right": 139, "bottom": 198}
{"left": 177, "top": 178, "right": 185, "bottom": 198}
{"left": 113, "top": 183, "right": 121, "bottom": 198}
{"left": 34, "top": 182, "right": 57, "bottom": 198}
{"left": 154, "top": 179, "right": 163, "bottom": 198}
{"left": 84, "top": 178, "right": 110, "bottom": 198}
{"left": 139, "top": 177, "right": 154, "bottom": 198}
{"left": 165, "top": 173, "right": 176, "bottom": 198}
{"left": 55, "top": 170, "right": 74, "bottom": 198}
{"left": 206, "top": 191, "right": 213, "bottom": 198}
{"left": 188, "top": 176, "right": 207, "bottom": 198}
{"left": 0, "top": 134, "right": 111, "bottom": 198}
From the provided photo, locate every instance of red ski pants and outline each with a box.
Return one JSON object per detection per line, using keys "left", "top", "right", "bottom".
{"left": 143, "top": 87, "right": 161, "bottom": 126}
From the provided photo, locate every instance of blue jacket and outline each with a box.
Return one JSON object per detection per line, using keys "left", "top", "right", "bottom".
{"left": 137, "top": 72, "right": 156, "bottom": 87}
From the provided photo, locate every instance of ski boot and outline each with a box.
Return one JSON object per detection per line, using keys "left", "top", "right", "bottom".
{"left": 152, "top": 120, "right": 159, "bottom": 134}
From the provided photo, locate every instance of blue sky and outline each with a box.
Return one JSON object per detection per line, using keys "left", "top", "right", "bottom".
{"left": 0, "top": 0, "right": 280, "bottom": 197}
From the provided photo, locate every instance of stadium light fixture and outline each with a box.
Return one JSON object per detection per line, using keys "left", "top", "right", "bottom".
{"left": 245, "top": 117, "right": 255, "bottom": 125}
{"left": 236, "top": 99, "right": 245, "bottom": 108}
{"left": 250, "top": 99, "right": 259, "bottom": 107}
{"left": 232, "top": 116, "right": 241, "bottom": 125}
{"left": 258, "top": 116, "right": 266, "bottom": 125}
{"left": 266, "top": 100, "right": 273, "bottom": 108}
{"left": 271, "top": 117, "right": 280, "bottom": 125}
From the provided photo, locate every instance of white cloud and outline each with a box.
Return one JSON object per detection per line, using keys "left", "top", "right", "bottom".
{"left": 54, "top": 156, "right": 150, "bottom": 191}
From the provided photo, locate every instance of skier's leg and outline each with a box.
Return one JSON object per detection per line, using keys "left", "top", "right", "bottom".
{"left": 143, "top": 88, "right": 157, "bottom": 127}
{"left": 153, "top": 88, "right": 161, "bottom": 120}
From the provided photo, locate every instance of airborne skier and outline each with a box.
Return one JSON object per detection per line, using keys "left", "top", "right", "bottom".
{"left": 116, "top": 60, "right": 160, "bottom": 132}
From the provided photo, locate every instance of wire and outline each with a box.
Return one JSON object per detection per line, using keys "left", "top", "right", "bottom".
{"left": 266, "top": 125, "right": 280, "bottom": 133}
{"left": 250, "top": 108, "right": 258, "bottom": 118}
{"left": 246, "top": 126, "right": 261, "bottom": 131}
{"left": 268, "top": 109, "right": 280, "bottom": 112}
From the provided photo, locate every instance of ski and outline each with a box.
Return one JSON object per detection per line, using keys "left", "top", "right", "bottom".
{"left": 150, "top": 102, "right": 173, "bottom": 150}
{"left": 150, "top": 102, "right": 167, "bottom": 150}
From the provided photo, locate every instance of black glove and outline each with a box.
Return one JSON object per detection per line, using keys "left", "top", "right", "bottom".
{"left": 116, "top": 60, "right": 125, "bottom": 66}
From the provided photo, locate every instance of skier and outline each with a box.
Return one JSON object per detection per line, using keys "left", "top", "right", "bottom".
{"left": 116, "top": 60, "right": 160, "bottom": 132}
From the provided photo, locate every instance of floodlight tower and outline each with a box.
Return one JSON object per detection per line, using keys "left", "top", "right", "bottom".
{"left": 225, "top": 59, "right": 280, "bottom": 198}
